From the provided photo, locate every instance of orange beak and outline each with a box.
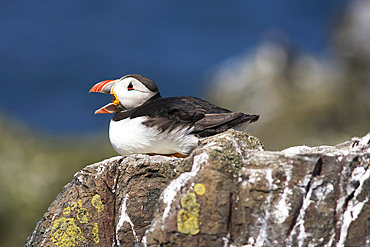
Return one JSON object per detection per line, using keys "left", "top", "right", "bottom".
{"left": 89, "top": 79, "right": 116, "bottom": 93}
{"left": 89, "top": 79, "right": 120, "bottom": 114}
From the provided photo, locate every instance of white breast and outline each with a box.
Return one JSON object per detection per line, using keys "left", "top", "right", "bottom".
{"left": 109, "top": 117, "right": 199, "bottom": 155}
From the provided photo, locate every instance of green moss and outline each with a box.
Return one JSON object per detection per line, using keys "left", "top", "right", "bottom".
{"left": 242, "top": 133, "right": 265, "bottom": 150}
{"left": 208, "top": 130, "right": 264, "bottom": 178}
{"left": 209, "top": 143, "right": 244, "bottom": 178}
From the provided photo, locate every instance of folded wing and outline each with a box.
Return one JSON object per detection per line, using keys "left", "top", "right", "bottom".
{"left": 114, "top": 96, "right": 259, "bottom": 137}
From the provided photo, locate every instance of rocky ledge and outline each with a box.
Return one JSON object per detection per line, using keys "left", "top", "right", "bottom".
{"left": 26, "top": 130, "right": 370, "bottom": 247}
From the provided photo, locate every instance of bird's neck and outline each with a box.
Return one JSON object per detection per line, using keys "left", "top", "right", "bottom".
{"left": 147, "top": 92, "right": 162, "bottom": 102}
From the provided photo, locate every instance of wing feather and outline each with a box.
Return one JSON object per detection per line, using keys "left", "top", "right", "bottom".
{"left": 113, "top": 96, "right": 259, "bottom": 136}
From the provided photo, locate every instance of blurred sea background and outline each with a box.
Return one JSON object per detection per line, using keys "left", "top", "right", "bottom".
{"left": 1, "top": 0, "right": 369, "bottom": 245}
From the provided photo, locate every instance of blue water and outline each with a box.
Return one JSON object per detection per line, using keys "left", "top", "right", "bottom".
{"left": 0, "top": 0, "right": 347, "bottom": 134}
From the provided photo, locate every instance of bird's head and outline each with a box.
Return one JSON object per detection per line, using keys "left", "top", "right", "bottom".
{"left": 89, "top": 74, "right": 160, "bottom": 114}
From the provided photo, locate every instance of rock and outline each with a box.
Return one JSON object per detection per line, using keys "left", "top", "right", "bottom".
{"left": 26, "top": 130, "right": 370, "bottom": 247}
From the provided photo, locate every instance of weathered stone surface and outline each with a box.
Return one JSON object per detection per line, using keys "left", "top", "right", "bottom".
{"left": 26, "top": 130, "right": 370, "bottom": 247}
{"left": 25, "top": 155, "right": 181, "bottom": 246}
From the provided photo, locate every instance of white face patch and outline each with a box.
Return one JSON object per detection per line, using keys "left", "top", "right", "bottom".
{"left": 112, "top": 78, "right": 157, "bottom": 110}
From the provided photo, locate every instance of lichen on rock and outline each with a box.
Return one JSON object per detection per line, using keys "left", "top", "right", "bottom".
{"left": 50, "top": 217, "right": 87, "bottom": 247}
{"left": 194, "top": 183, "right": 206, "bottom": 195}
{"left": 91, "top": 194, "right": 104, "bottom": 213}
{"left": 26, "top": 131, "right": 370, "bottom": 247}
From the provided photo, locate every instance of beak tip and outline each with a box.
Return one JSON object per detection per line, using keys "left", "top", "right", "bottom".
{"left": 90, "top": 79, "right": 119, "bottom": 114}
{"left": 93, "top": 103, "right": 119, "bottom": 114}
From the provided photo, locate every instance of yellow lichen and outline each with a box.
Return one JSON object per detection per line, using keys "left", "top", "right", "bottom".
{"left": 70, "top": 202, "right": 77, "bottom": 211}
{"left": 63, "top": 207, "right": 71, "bottom": 215}
{"left": 77, "top": 199, "right": 83, "bottom": 207}
{"left": 77, "top": 208, "right": 89, "bottom": 224}
{"left": 177, "top": 193, "right": 200, "bottom": 235}
{"left": 92, "top": 223, "right": 100, "bottom": 243}
{"left": 194, "top": 183, "right": 206, "bottom": 195}
{"left": 51, "top": 217, "right": 87, "bottom": 247}
{"left": 91, "top": 194, "right": 104, "bottom": 212}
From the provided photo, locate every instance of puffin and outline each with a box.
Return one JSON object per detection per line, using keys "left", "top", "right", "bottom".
{"left": 89, "top": 74, "right": 259, "bottom": 158}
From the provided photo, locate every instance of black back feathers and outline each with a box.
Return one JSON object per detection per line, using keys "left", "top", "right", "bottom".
{"left": 113, "top": 96, "right": 259, "bottom": 138}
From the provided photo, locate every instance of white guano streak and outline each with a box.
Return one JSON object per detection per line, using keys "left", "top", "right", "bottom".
{"left": 255, "top": 168, "right": 273, "bottom": 246}
{"left": 287, "top": 178, "right": 318, "bottom": 247}
{"left": 272, "top": 163, "right": 293, "bottom": 224}
{"left": 162, "top": 152, "right": 208, "bottom": 223}
{"left": 337, "top": 166, "right": 369, "bottom": 247}
{"left": 116, "top": 194, "right": 139, "bottom": 246}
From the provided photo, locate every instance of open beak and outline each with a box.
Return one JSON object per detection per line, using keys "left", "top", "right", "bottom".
{"left": 89, "top": 79, "right": 120, "bottom": 114}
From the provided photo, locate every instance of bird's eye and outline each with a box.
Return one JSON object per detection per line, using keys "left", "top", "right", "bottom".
{"left": 127, "top": 82, "right": 134, "bottom": 91}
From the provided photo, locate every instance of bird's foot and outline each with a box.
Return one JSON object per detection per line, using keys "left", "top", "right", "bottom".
{"left": 149, "top": 153, "right": 188, "bottom": 158}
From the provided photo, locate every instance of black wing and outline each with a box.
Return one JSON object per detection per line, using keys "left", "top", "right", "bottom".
{"left": 113, "top": 96, "right": 259, "bottom": 137}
